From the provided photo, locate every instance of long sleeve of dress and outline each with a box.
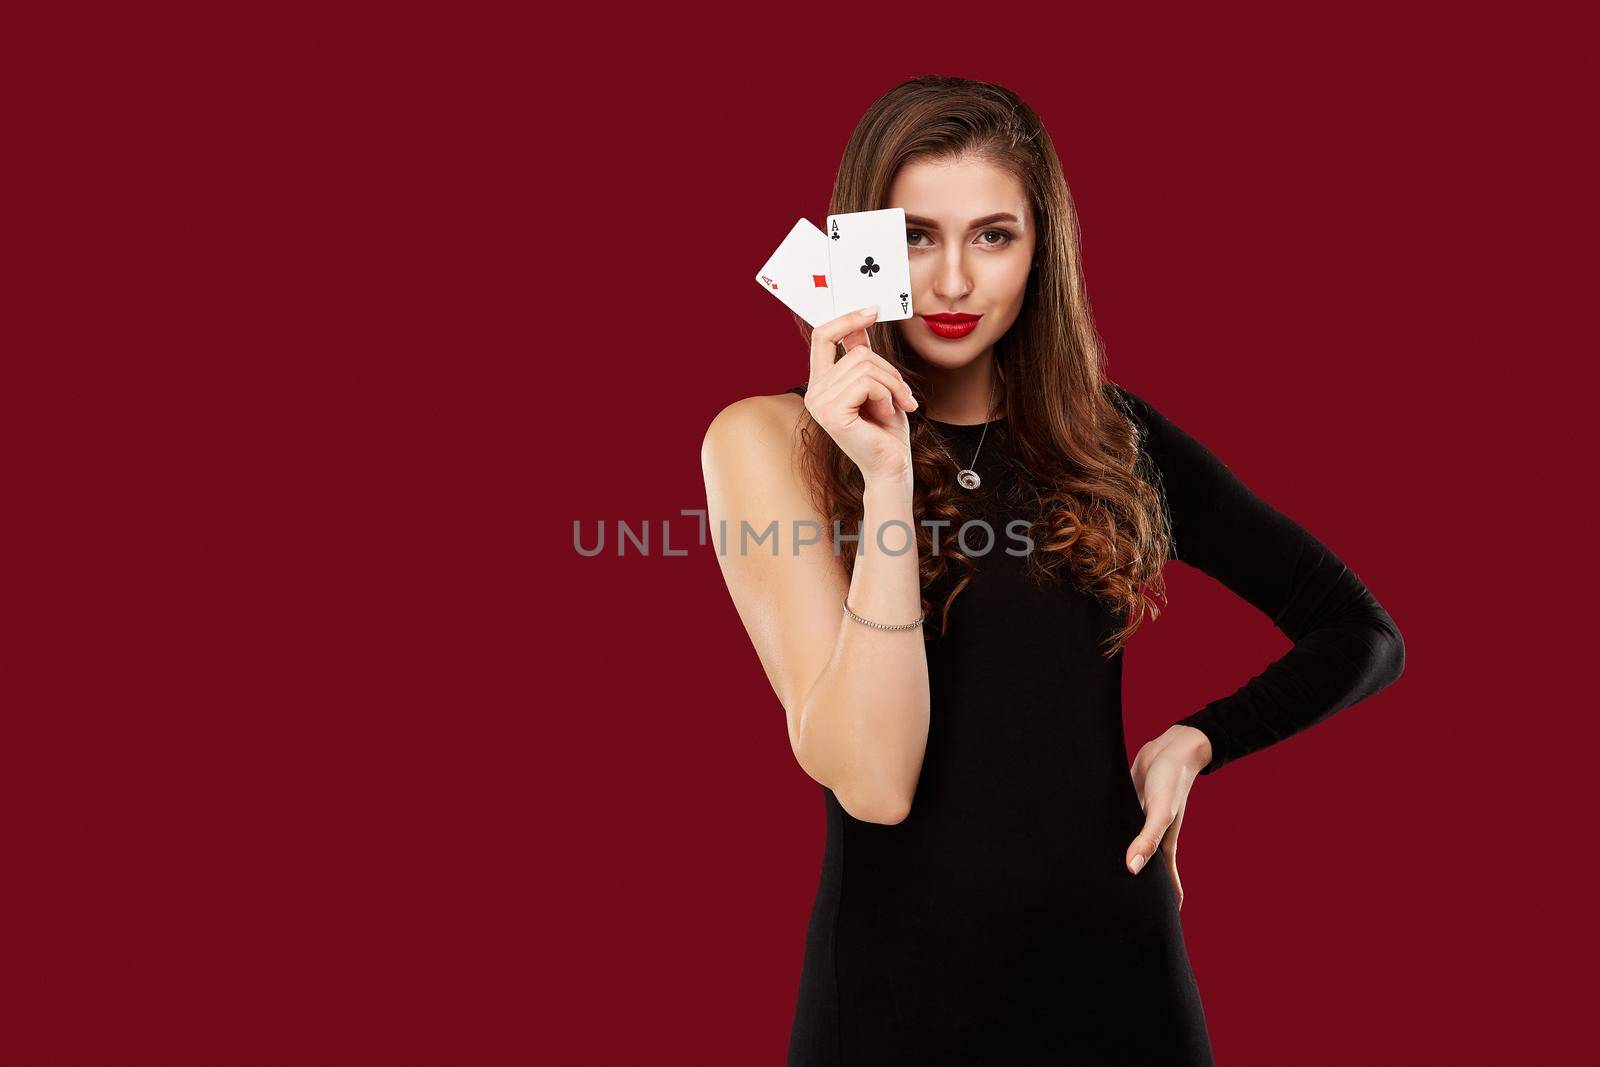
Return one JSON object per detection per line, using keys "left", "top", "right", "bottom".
{"left": 1111, "top": 384, "right": 1406, "bottom": 775}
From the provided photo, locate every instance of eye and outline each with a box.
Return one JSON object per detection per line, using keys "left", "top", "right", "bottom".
{"left": 906, "top": 228, "right": 1016, "bottom": 248}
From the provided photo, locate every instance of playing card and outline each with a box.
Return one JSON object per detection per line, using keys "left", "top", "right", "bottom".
{"left": 825, "top": 207, "right": 913, "bottom": 322}
{"left": 754, "top": 218, "right": 834, "bottom": 328}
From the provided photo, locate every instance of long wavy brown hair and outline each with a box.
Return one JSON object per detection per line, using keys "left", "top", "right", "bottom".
{"left": 793, "top": 75, "right": 1173, "bottom": 658}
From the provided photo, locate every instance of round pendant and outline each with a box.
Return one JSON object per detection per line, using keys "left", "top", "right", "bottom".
{"left": 957, "top": 468, "right": 982, "bottom": 490}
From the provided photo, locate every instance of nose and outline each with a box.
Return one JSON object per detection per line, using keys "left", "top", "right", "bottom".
{"left": 930, "top": 245, "right": 973, "bottom": 304}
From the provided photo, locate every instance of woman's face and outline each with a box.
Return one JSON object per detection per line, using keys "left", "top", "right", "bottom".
{"left": 889, "top": 155, "right": 1037, "bottom": 370}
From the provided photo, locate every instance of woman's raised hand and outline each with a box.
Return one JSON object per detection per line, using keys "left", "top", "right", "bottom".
{"left": 805, "top": 306, "right": 919, "bottom": 487}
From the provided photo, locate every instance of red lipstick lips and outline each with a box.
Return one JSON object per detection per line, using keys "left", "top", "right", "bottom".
{"left": 922, "top": 312, "right": 982, "bottom": 340}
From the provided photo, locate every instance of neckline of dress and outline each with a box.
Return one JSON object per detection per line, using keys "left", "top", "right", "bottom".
{"left": 923, "top": 415, "right": 1007, "bottom": 430}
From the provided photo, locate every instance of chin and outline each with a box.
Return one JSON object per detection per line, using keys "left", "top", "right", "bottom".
{"left": 900, "top": 326, "right": 993, "bottom": 369}
{"left": 911, "top": 348, "right": 984, "bottom": 371}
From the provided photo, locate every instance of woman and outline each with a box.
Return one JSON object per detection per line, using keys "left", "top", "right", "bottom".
{"left": 701, "top": 75, "right": 1404, "bottom": 1065}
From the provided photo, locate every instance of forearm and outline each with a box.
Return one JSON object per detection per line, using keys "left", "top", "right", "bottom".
{"left": 795, "top": 475, "right": 931, "bottom": 822}
{"left": 1113, "top": 384, "right": 1409, "bottom": 776}
{"left": 1177, "top": 604, "right": 1406, "bottom": 774}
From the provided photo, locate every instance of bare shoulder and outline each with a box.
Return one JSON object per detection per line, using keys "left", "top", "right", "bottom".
{"left": 700, "top": 390, "right": 808, "bottom": 494}
{"left": 701, "top": 388, "right": 834, "bottom": 563}
{"left": 702, "top": 390, "right": 804, "bottom": 452}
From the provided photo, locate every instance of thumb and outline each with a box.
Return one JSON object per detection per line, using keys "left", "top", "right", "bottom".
{"left": 1126, "top": 796, "right": 1174, "bottom": 875}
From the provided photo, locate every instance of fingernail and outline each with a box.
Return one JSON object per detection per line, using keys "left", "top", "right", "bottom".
{"left": 859, "top": 306, "right": 879, "bottom": 318}
{"left": 1129, "top": 853, "right": 1146, "bottom": 874}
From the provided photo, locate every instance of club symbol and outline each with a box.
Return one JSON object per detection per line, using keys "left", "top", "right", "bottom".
{"left": 859, "top": 257, "right": 880, "bottom": 278}
{"left": 899, "top": 292, "right": 908, "bottom": 301}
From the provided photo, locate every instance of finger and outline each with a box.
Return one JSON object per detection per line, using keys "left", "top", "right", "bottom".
{"left": 1163, "top": 797, "right": 1186, "bottom": 860}
{"left": 836, "top": 346, "right": 917, "bottom": 410}
{"left": 1126, "top": 792, "right": 1176, "bottom": 874}
{"left": 809, "top": 306, "right": 880, "bottom": 384}
{"left": 1161, "top": 802, "right": 1185, "bottom": 907}
{"left": 865, "top": 378, "right": 897, "bottom": 425}
{"left": 825, "top": 364, "right": 902, "bottom": 428}
{"left": 837, "top": 322, "right": 874, "bottom": 358}
{"left": 819, "top": 365, "right": 905, "bottom": 426}
{"left": 811, "top": 361, "right": 896, "bottom": 406}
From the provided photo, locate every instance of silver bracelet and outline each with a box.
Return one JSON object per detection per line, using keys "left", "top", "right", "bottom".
{"left": 843, "top": 597, "right": 925, "bottom": 631}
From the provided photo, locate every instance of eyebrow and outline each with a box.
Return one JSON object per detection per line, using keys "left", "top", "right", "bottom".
{"left": 903, "top": 212, "right": 1022, "bottom": 230}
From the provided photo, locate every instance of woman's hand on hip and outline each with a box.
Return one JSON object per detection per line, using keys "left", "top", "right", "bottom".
{"left": 1125, "top": 725, "right": 1213, "bottom": 909}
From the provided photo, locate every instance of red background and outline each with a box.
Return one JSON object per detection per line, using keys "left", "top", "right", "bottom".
{"left": 11, "top": 5, "right": 1592, "bottom": 1063}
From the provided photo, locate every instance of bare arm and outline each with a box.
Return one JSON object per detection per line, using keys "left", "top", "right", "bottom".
{"left": 701, "top": 310, "right": 928, "bottom": 824}
{"left": 797, "top": 468, "right": 929, "bottom": 824}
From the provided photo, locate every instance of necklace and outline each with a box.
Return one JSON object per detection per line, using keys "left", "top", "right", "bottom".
{"left": 931, "top": 377, "right": 996, "bottom": 491}
{"left": 955, "top": 420, "right": 990, "bottom": 490}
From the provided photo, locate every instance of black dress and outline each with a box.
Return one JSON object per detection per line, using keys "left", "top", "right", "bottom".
{"left": 782, "top": 382, "right": 1406, "bottom": 1065}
